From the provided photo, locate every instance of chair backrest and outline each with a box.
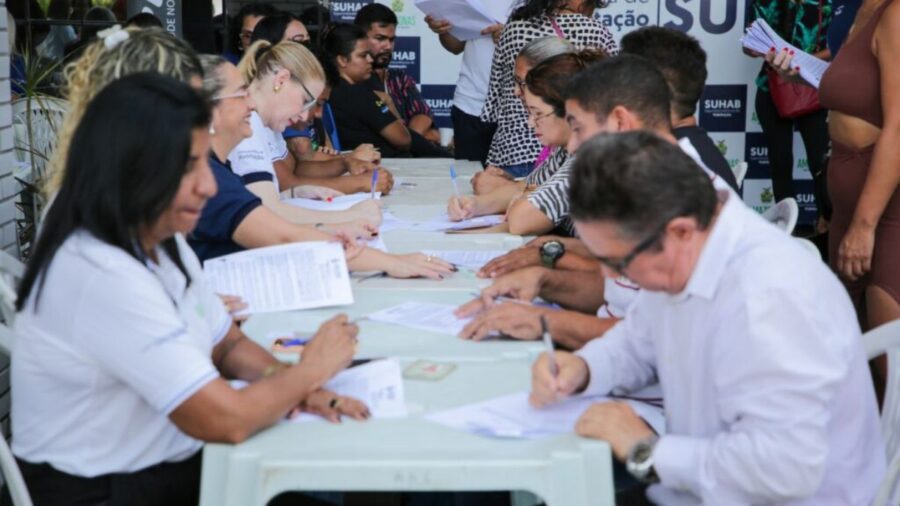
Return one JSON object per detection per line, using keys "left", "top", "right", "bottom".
{"left": 864, "top": 319, "right": 900, "bottom": 506}
{"left": 11, "top": 97, "right": 68, "bottom": 178}
{"left": 761, "top": 197, "right": 799, "bottom": 234}
{"left": 794, "top": 238, "right": 821, "bottom": 260}
{"left": 0, "top": 426, "right": 32, "bottom": 506}
{"left": 0, "top": 250, "right": 24, "bottom": 329}
{"left": 733, "top": 161, "right": 748, "bottom": 189}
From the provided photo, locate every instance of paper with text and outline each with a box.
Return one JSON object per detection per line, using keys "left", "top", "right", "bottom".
{"left": 414, "top": 0, "right": 514, "bottom": 41}
{"left": 286, "top": 192, "right": 382, "bottom": 211}
{"left": 411, "top": 213, "right": 504, "bottom": 232}
{"left": 427, "top": 391, "right": 664, "bottom": 439}
{"left": 421, "top": 249, "right": 507, "bottom": 269}
{"left": 204, "top": 241, "right": 353, "bottom": 314}
{"left": 291, "top": 359, "right": 408, "bottom": 422}
{"left": 741, "top": 19, "right": 830, "bottom": 88}
{"left": 367, "top": 302, "right": 476, "bottom": 336}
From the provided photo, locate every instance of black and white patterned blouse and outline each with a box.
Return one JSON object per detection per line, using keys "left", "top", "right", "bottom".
{"left": 481, "top": 14, "right": 617, "bottom": 168}
{"left": 527, "top": 155, "right": 577, "bottom": 236}
{"left": 525, "top": 146, "right": 569, "bottom": 187}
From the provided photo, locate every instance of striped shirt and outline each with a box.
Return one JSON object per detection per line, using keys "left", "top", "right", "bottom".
{"left": 525, "top": 146, "right": 569, "bottom": 187}
{"left": 526, "top": 155, "right": 577, "bottom": 236}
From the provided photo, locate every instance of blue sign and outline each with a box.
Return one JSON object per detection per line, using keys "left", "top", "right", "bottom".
{"left": 699, "top": 84, "right": 747, "bottom": 133}
{"left": 330, "top": 0, "right": 374, "bottom": 23}
{"left": 421, "top": 85, "right": 456, "bottom": 129}
{"left": 389, "top": 37, "right": 421, "bottom": 83}
{"left": 794, "top": 179, "right": 818, "bottom": 226}
{"left": 744, "top": 132, "right": 770, "bottom": 180}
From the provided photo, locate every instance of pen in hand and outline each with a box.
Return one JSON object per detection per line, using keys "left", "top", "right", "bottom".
{"left": 371, "top": 169, "right": 379, "bottom": 200}
{"left": 450, "top": 163, "right": 460, "bottom": 197}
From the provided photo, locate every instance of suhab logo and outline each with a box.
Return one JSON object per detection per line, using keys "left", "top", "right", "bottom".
{"left": 760, "top": 187, "right": 774, "bottom": 204}
{"left": 716, "top": 139, "right": 727, "bottom": 156}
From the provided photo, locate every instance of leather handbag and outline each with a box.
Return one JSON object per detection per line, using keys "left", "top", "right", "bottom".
{"left": 767, "top": 0, "right": 824, "bottom": 119}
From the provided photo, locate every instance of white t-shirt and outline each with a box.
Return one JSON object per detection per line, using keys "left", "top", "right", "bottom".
{"left": 228, "top": 111, "right": 289, "bottom": 194}
{"left": 453, "top": 37, "right": 494, "bottom": 117}
{"left": 596, "top": 276, "right": 640, "bottom": 319}
{"left": 12, "top": 231, "right": 231, "bottom": 477}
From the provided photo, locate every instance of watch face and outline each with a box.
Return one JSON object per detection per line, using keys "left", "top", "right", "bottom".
{"left": 542, "top": 241, "right": 563, "bottom": 257}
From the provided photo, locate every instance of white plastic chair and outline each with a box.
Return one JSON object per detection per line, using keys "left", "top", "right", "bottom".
{"left": 794, "top": 238, "right": 821, "bottom": 260}
{"left": 733, "top": 161, "right": 748, "bottom": 189}
{"left": 0, "top": 320, "right": 29, "bottom": 505}
{"left": 762, "top": 197, "right": 799, "bottom": 234}
{"left": 0, "top": 250, "right": 24, "bottom": 328}
{"left": 864, "top": 319, "right": 900, "bottom": 506}
{"left": 11, "top": 96, "right": 68, "bottom": 179}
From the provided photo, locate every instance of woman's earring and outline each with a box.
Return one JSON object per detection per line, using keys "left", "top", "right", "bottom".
{"left": 209, "top": 124, "right": 216, "bottom": 135}
{"left": 274, "top": 84, "right": 281, "bottom": 92}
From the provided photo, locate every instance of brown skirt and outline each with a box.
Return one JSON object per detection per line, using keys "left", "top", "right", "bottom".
{"left": 827, "top": 140, "right": 900, "bottom": 312}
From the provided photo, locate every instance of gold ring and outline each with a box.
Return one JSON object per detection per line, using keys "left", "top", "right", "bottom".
{"left": 426, "top": 255, "right": 433, "bottom": 263}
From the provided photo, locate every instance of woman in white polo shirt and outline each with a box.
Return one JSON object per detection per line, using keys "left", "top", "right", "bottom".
{"left": 11, "top": 73, "right": 366, "bottom": 506}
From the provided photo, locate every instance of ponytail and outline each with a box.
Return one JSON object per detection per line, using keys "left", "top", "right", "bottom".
{"left": 238, "top": 39, "right": 272, "bottom": 83}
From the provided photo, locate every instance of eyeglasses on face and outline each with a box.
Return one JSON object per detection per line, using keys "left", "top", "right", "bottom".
{"left": 595, "top": 226, "right": 665, "bottom": 275}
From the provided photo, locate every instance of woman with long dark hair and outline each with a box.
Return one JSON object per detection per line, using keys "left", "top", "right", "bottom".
{"left": 11, "top": 73, "right": 366, "bottom": 506}
{"left": 480, "top": 0, "right": 616, "bottom": 177}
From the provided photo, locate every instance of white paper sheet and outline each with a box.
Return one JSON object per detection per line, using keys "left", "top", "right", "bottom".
{"left": 291, "top": 359, "right": 408, "bottom": 422}
{"left": 421, "top": 249, "right": 507, "bottom": 269}
{"left": 286, "top": 192, "right": 382, "bottom": 211}
{"left": 414, "top": 0, "right": 514, "bottom": 41}
{"left": 366, "top": 235, "right": 389, "bottom": 252}
{"left": 410, "top": 213, "right": 504, "bottom": 232}
{"left": 427, "top": 391, "right": 665, "bottom": 439}
{"left": 367, "top": 302, "right": 476, "bottom": 336}
{"left": 378, "top": 211, "right": 410, "bottom": 232}
{"left": 204, "top": 241, "right": 353, "bottom": 314}
{"left": 740, "top": 19, "right": 830, "bottom": 88}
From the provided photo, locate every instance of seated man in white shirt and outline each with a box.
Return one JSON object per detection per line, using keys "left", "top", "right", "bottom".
{"left": 530, "top": 131, "right": 885, "bottom": 505}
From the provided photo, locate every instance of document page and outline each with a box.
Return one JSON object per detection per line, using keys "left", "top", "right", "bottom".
{"left": 291, "top": 359, "right": 408, "bottom": 422}
{"left": 410, "top": 213, "right": 504, "bottom": 232}
{"left": 367, "top": 302, "right": 475, "bottom": 336}
{"left": 427, "top": 391, "right": 664, "bottom": 439}
{"left": 421, "top": 249, "right": 507, "bottom": 269}
{"left": 204, "top": 241, "right": 353, "bottom": 314}
{"left": 741, "top": 19, "right": 830, "bottom": 88}
{"left": 286, "top": 192, "right": 381, "bottom": 211}
{"left": 415, "top": 0, "right": 514, "bottom": 41}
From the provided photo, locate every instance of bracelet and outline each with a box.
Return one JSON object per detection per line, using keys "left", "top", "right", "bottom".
{"left": 262, "top": 362, "right": 289, "bottom": 378}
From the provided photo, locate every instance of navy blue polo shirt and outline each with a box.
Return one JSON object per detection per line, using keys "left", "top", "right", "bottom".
{"left": 188, "top": 153, "right": 262, "bottom": 263}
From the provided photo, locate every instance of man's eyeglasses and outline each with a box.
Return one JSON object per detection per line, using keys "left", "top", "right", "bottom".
{"left": 595, "top": 227, "right": 665, "bottom": 275}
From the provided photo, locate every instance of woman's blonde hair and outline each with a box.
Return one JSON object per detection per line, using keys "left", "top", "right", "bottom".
{"left": 237, "top": 40, "right": 325, "bottom": 88}
{"left": 46, "top": 27, "right": 202, "bottom": 195}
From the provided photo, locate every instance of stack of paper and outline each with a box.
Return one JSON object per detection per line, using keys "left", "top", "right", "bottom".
{"left": 741, "top": 19, "right": 830, "bottom": 88}
{"left": 204, "top": 242, "right": 353, "bottom": 314}
{"left": 286, "top": 192, "right": 381, "bottom": 211}
{"left": 427, "top": 391, "right": 665, "bottom": 439}
{"left": 414, "top": 0, "right": 514, "bottom": 41}
{"left": 291, "top": 359, "right": 408, "bottom": 422}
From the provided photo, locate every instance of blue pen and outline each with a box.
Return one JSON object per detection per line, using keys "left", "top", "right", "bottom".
{"left": 274, "top": 337, "right": 309, "bottom": 347}
{"left": 371, "top": 169, "right": 379, "bottom": 199}
{"left": 449, "top": 163, "right": 460, "bottom": 196}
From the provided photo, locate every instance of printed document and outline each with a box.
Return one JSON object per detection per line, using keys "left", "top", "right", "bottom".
{"left": 427, "top": 391, "right": 664, "bottom": 439}
{"left": 421, "top": 249, "right": 507, "bottom": 269}
{"left": 367, "top": 302, "right": 476, "bottom": 336}
{"left": 286, "top": 192, "right": 381, "bottom": 211}
{"left": 291, "top": 359, "right": 408, "bottom": 422}
{"left": 410, "top": 213, "right": 504, "bottom": 232}
{"left": 415, "top": 0, "right": 515, "bottom": 41}
{"left": 204, "top": 241, "right": 353, "bottom": 314}
{"left": 741, "top": 19, "right": 830, "bottom": 88}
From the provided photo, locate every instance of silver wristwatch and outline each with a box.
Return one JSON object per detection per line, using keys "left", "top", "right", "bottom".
{"left": 625, "top": 436, "right": 661, "bottom": 484}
